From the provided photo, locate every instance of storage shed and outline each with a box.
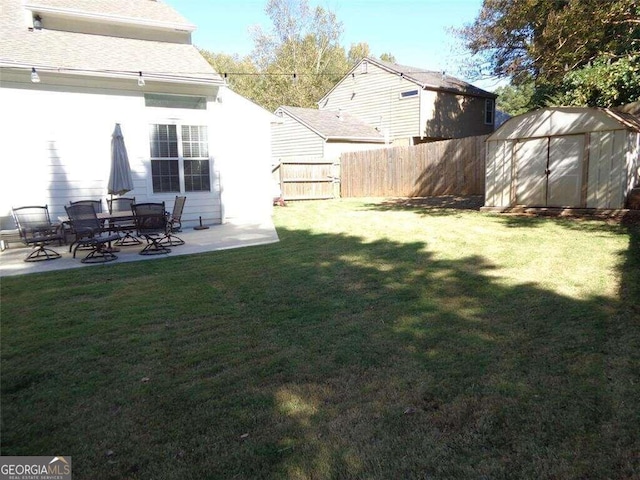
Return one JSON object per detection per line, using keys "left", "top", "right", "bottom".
{"left": 484, "top": 106, "right": 640, "bottom": 210}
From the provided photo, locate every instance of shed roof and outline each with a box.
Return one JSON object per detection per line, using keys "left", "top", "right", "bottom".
{"left": 0, "top": 0, "right": 221, "bottom": 85}
{"left": 487, "top": 107, "right": 640, "bottom": 141}
{"left": 277, "top": 106, "right": 385, "bottom": 142}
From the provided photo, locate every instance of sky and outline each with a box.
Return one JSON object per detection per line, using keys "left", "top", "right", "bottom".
{"left": 163, "top": 0, "right": 503, "bottom": 90}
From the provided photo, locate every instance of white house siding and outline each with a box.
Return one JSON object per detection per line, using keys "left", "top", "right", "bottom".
{"left": 319, "top": 63, "right": 419, "bottom": 143}
{"left": 0, "top": 73, "right": 223, "bottom": 226}
{"left": 272, "top": 113, "right": 324, "bottom": 160}
{"left": 214, "top": 88, "right": 276, "bottom": 222}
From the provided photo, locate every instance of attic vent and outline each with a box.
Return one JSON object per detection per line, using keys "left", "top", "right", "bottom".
{"left": 361, "top": 61, "right": 368, "bottom": 74}
{"left": 400, "top": 90, "right": 419, "bottom": 99}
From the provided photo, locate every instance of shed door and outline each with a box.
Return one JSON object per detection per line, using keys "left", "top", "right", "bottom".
{"left": 547, "top": 135, "right": 584, "bottom": 207}
{"left": 515, "top": 138, "right": 547, "bottom": 206}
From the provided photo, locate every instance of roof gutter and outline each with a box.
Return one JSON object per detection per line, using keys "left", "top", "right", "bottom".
{"left": 0, "top": 61, "right": 223, "bottom": 86}
{"left": 326, "top": 136, "right": 386, "bottom": 142}
{"left": 23, "top": 3, "right": 196, "bottom": 33}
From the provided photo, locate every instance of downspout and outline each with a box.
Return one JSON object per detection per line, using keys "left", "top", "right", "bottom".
{"left": 418, "top": 87, "right": 423, "bottom": 142}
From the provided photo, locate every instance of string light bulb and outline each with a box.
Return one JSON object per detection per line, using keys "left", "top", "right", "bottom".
{"left": 31, "top": 67, "right": 40, "bottom": 83}
{"left": 137, "top": 71, "right": 145, "bottom": 87}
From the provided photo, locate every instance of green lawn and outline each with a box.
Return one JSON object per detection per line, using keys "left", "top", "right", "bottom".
{"left": 1, "top": 198, "right": 639, "bottom": 479}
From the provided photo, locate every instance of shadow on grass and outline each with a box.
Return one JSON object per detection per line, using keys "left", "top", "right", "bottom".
{"left": 365, "top": 195, "right": 484, "bottom": 216}
{"left": 1, "top": 223, "right": 639, "bottom": 479}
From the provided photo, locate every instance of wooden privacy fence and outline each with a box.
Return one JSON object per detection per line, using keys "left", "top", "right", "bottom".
{"left": 273, "top": 158, "right": 338, "bottom": 200}
{"left": 340, "top": 135, "right": 488, "bottom": 197}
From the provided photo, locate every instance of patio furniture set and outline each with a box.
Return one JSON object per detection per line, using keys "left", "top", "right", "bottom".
{"left": 7, "top": 196, "right": 186, "bottom": 263}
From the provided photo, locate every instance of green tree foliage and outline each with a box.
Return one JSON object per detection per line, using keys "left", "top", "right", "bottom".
{"left": 542, "top": 54, "right": 640, "bottom": 107}
{"left": 347, "top": 42, "right": 371, "bottom": 65}
{"left": 494, "top": 79, "right": 535, "bottom": 115}
{"left": 459, "top": 0, "right": 640, "bottom": 108}
{"left": 200, "top": 0, "right": 394, "bottom": 111}
{"left": 198, "top": 51, "right": 260, "bottom": 98}
{"left": 379, "top": 53, "right": 397, "bottom": 63}
{"left": 250, "top": 0, "right": 349, "bottom": 110}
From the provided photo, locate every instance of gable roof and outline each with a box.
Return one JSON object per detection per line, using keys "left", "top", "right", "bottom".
{"left": 318, "top": 57, "right": 496, "bottom": 105}
{"left": 488, "top": 106, "right": 640, "bottom": 141}
{"left": 0, "top": 0, "right": 221, "bottom": 85}
{"left": 371, "top": 58, "right": 496, "bottom": 98}
{"left": 277, "top": 106, "right": 385, "bottom": 142}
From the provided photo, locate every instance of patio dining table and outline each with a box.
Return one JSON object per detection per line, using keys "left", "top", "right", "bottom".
{"left": 58, "top": 210, "right": 136, "bottom": 245}
{"left": 58, "top": 210, "right": 134, "bottom": 228}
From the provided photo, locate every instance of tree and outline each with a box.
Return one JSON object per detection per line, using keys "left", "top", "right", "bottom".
{"left": 459, "top": 0, "right": 640, "bottom": 107}
{"left": 347, "top": 42, "right": 371, "bottom": 65}
{"left": 494, "top": 79, "right": 535, "bottom": 115}
{"left": 198, "top": 51, "right": 260, "bottom": 98}
{"left": 542, "top": 54, "right": 640, "bottom": 107}
{"left": 379, "top": 53, "right": 397, "bottom": 63}
{"left": 248, "top": 0, "right": 349, "bottom": 110}
{"left": 200, "top": 0, "right": 395, "bottom": 111}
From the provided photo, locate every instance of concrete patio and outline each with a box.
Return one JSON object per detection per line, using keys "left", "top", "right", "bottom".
{"left": 0, "top": 218, "right": 279, "bottom": 277}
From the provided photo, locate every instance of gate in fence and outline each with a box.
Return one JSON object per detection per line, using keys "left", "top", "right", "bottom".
{"left": 273, "top": 158, "right": 339, "bottom": 200}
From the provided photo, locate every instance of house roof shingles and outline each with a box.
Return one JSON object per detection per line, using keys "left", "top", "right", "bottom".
{"left": 279, "top": 106, "right": 385, "bottom": 142}
{"left": 0, "top": 0, "right": 220, "bottom": 84}
{"left": 373, "top": 58, "right": 496, "bottom": 98}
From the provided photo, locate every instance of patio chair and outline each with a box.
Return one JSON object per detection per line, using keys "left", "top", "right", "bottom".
{"left": 65, "top": 203, "right": 120, "bottom": 263}
{"left": 132, "top": 202, "right": 171, "bottom": 255}
{"left": 107, "top": 196, "right": 141, "bottom": 246}
{"left": 11, "top": 205, "right": 64, "bottom": 262}
{"left": 69, "top": 199, "right": 103, "bottom": 213}
{"left": 65, "top": 199, "right": 105, "bottom": 244}
{"left": 159, "top": 196, "right": 186, "bottom": 246}
{"left": 0, "top": 214, "right": 22, "bottom": 251}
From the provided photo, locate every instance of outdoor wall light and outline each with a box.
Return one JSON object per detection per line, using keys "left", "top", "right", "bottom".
{"left": 31, "top": 67, "right": 40, "bottom": 83}
{"left": 33, "top": 15, "right": 43, "bottom": 30}
{"left": 137, "top": 71, "right": 145, "bottom": 87}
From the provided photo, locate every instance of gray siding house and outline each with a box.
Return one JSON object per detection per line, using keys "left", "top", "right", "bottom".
{"left": 318, "top": 57, "right": 497, "bottom": 145}
{"left": 272, "top": 106, "right": 386, "bottom": 162}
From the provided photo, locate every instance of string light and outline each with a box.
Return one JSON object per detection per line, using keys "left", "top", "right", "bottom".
{"left": 6, "top": 62, "right": 485, "bottom": 92}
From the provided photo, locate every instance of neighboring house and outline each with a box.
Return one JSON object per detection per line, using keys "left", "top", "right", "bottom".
{"left": 271, "top": 106, "right": 386, "bottom": 200}
{"left": 0, "top": 0, "right": 274, "bottom": 227}
{"left": 272, "top": 106, "right": 386, "bottom": 162}
{"left": 317, "top": 57, "right": 497, "bottom": 145}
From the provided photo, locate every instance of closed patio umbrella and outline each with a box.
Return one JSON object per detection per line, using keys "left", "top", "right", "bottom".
{"left": 108, "top": 123, "right": 134, "bottom": 196}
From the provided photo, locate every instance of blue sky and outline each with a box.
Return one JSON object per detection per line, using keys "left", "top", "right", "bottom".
{"left": 163, "top": 0, "right": 502, "bottom": 89}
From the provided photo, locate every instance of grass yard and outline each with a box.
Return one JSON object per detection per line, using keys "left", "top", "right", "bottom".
{"left": 1, "top": 198, "right": 639, "bottom": 479}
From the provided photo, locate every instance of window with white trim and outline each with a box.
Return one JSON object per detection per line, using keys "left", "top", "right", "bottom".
{"left": 484, "top": 99, "right": 495, "bottom": 125}
{"left": 149, "top": 124, "right": 210, "bottom": 193}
